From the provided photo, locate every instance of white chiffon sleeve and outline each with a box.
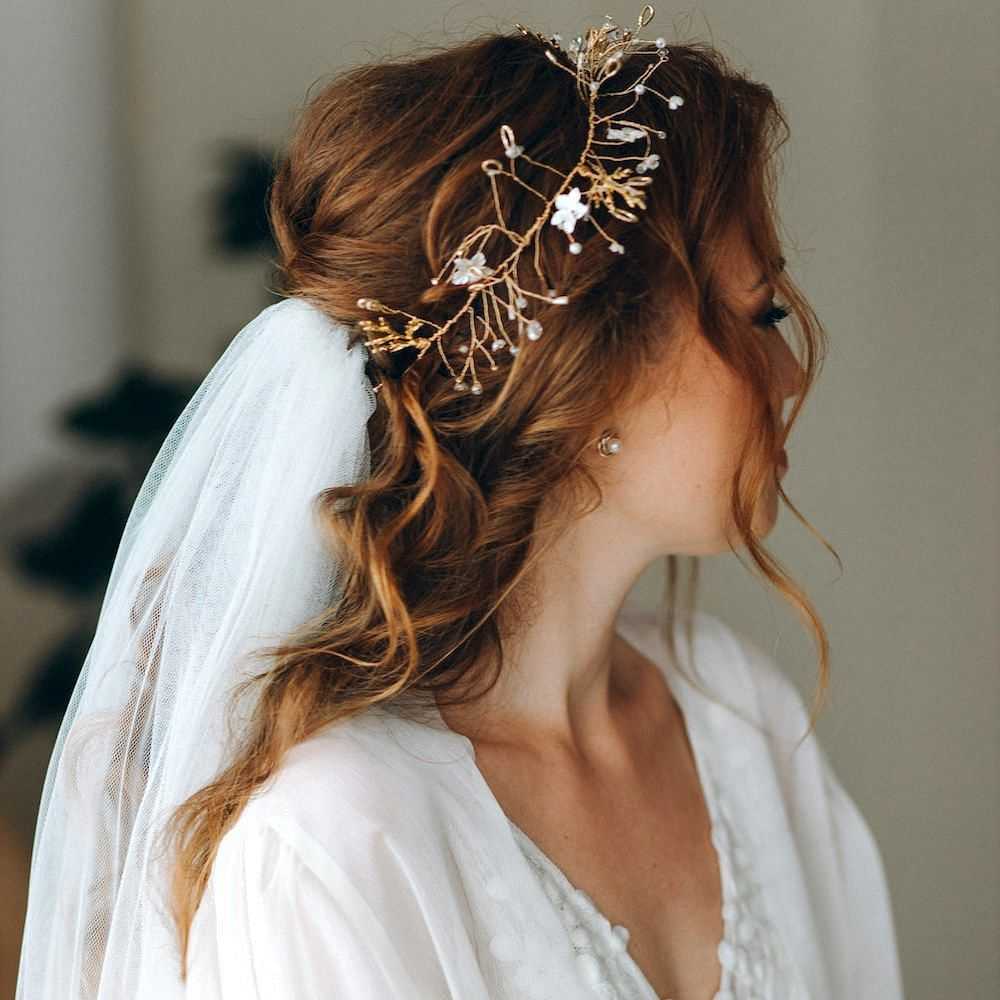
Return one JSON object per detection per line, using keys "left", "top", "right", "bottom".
{"left": 820, "top": 749, "right": 906, "bottom": 996}
{"left": 185, "top": 803, "right": 452, "bottom": 999}
{"left": 733, "top": 627, "right": 906, "bottom": 998}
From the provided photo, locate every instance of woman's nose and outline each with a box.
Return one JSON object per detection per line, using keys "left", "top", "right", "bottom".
{"left": 765, "top": 328, "right": 805, "bottom": 399}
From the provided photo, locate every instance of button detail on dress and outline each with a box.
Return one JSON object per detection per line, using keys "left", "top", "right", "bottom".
{"left": 609, "top": 924, "right": 629, "bottom": 952}
{"left": 717, "top": 939, "right": 736, "bottom": 970}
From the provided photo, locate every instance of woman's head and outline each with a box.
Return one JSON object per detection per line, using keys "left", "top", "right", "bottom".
{"left": 590, "top": 219, "right": 804, "bottom": 559}
{"left": 269, "top": 27, "right": 826, "bottom": 579}
{"left": 165, "top": 25, "right": 838, "bottom": 972}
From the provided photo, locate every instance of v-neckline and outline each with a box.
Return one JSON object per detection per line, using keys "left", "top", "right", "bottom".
{"left": 426, "top": 608, "right": 731, "bottom": 1000}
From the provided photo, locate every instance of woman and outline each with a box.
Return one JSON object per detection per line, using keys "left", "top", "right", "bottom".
{"left": 16, "top": 8, "right": 904, "bottom": 999}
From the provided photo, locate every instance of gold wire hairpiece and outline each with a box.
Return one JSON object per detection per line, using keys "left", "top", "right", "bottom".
{"left": 356, "top": 5, "right": 684, "bottom": 398}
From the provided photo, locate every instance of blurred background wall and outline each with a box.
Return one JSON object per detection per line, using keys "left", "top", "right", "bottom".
{"left": 1, "top": 1, "right": 997, "bottom": 997}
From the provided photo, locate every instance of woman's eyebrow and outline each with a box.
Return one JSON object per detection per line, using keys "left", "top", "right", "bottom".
{"left": 748, "top": 255, "right": 787, "bottom": 292}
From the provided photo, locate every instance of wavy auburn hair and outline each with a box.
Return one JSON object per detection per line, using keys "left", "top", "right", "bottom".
{"left": 163, "top": 27, "right": 839, "bottom": 974}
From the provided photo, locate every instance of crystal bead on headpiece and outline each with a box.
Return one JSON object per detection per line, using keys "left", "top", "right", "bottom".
{"left": 356, "top": 5, "right": 685, "bottom": 398}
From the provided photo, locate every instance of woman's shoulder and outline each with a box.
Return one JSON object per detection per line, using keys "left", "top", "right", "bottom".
{"left": 229, "top": 705, "right": 461, "bottom": 853}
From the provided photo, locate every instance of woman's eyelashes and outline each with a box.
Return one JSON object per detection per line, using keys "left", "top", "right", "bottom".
{"left": 754, "top": 302, "right": 791, "bottom": 328}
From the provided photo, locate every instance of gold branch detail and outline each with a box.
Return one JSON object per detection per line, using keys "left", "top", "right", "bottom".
{"left": 357, "top": 5, "right": 685, "bottom": 398}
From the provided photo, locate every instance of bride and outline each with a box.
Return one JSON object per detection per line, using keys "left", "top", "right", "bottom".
{"left": 16, "top": 8, "right": 903, "bottom": 999}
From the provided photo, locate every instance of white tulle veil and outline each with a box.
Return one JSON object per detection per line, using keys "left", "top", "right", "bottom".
{"left": 15, "top": 296, "right": 377, "bottom": 998}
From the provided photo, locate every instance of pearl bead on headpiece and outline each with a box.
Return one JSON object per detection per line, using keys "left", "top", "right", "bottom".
{"left": 356, "top": 5, "right": 684, "bottom": 399}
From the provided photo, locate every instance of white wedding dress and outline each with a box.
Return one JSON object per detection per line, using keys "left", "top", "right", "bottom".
{"left": 184, "top": 605, "right": 904, "bottom": 999}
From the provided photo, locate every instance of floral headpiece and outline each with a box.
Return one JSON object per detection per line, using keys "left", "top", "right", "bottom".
{"left": 356, "top": 5, "right": 684, "bottom": 398}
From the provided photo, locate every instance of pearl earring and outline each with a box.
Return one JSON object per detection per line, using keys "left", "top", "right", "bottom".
{"left": 596, "top": 430, "right": 622, "bottom": 456}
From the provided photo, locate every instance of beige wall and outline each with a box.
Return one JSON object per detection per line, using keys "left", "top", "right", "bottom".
{"left": 0, "top": 0, "right": 129, "bottom": 495}
{"left": 4, "top": 1, "right": 997, "bottom": 995}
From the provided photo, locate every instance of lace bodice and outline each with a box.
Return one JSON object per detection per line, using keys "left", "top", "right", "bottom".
{"left": 507, "top": 757, "right": 787, "bottom": 1000}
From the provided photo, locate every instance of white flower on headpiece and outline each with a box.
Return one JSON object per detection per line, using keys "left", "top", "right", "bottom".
{"left": 449, "top": 251, "right": 495, "bottom": 285}
{"left": 607, "top": 125, "right": 647, "bottom": 142}
{"left": 635, "top": 153, "right": 660, "bottom": 174}
{"left": 550, "top": 187, "right": 590, "bottom": 234}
